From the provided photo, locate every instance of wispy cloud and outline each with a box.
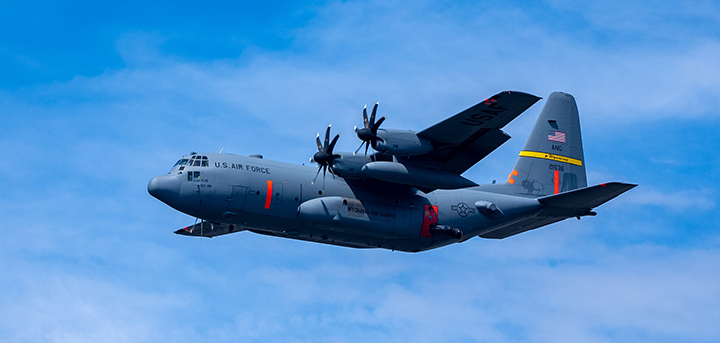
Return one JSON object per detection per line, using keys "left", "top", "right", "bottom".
{"left": 622, "top": 187, "right": 716, "bottom": 212}
{"left": 2, "top": 1, "right": 719, "bottom": 342}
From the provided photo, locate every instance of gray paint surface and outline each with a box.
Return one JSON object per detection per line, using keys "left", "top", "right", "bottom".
{"left": 149, "top": 91, "right": 635, "bottom": 252}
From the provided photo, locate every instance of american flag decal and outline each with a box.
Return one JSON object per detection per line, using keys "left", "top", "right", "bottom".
{"left": 548, "top": 130, "right": 566, "bottom": 143}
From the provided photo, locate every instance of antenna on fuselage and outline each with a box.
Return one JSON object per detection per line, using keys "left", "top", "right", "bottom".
{"left": 219, "top": 147, "right": 224, "bottom": 153}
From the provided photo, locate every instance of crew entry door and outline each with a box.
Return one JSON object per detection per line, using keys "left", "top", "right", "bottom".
{"left": 228, "top": 185, "right": 248, "bottom": 213}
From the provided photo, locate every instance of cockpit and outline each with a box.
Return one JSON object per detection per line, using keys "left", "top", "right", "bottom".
{"left": 173, "top": 155, "right": 209, "bottom": 171}
{"left": 170, "top": 155, "right": 211, "bottom": 182}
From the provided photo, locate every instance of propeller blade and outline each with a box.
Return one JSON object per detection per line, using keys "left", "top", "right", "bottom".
{"left": 362, "top": 105, "right": 369, "bottom": 128}
{"left": 311, "top": 123, "right": 341, "bottom": 189}
{"left": 355, "top": 101, "right": 383, "bottom": 151}
{"left": 311, "top": 165, "right": 322, "bottom": 184}
{"left": 354, "top": 141, "right": 364, "bottom": 154}
{"left": 323, "top": 125, "right": 332, "bottom": 149}
{"left": 372, "top": 116, "right": 386, "bottom": 133}
{"left": 369, "top": 102, "right": 378, "bottom": 127}
{"left": 327, "top": 134, "right": 340, "bottom": 154}
{"left": 322, "top": 165, "right": 327, "bottom": 188}
{"left": 316, "top": 133, "right": 323, "bottom": 151}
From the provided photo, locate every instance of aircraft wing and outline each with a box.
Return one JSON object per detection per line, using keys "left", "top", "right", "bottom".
{"left": 413, "top": 91, "right": 541, "bottom": 174}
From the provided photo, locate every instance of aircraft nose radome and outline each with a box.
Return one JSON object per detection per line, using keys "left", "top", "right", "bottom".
{"left": 148, "top": 174, "right": 180, "bottom": 203}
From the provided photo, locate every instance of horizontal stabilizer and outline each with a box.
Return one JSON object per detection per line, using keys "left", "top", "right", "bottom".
{"left": 174, "top": 221, "right": 244, "bottom": 238}
{"left": 479, "top": 217, "right": 566, "bottom": 239}
{"left": 539, "top": 182, "right": 637, "bottom": 209}
{"left": 479, "top": 182, "right": 636, "bottom": 239}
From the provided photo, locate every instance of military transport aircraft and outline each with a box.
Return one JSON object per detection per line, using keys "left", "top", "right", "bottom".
{"left": 148, "top": 91, "right": 636, "bottom": 252}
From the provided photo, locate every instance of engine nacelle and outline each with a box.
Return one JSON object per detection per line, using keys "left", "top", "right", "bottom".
{"left": 297, "top": 196, "right": 421, "bottom": 238}
{"left": 361, "top": 161, "right": 478, "bottom": 189}
{"left": 330, "top": 153, "right": 372, "bottom": 179}
{"left": 374, "top": 129, "right": 433, "bottom": 156}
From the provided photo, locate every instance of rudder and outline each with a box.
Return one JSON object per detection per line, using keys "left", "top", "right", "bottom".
{"left": 505, "top": 92, "right": 587, "bottom": 196}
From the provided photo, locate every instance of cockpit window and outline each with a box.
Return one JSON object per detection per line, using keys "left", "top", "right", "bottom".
{"left": 186, "top": 155, "right": 209, "bottom": 167}
{"left": 174, "top": 159, "right": 189, "bottom": 167}
{"left": 177, "top": 155, "right": 209, "bottom": 181}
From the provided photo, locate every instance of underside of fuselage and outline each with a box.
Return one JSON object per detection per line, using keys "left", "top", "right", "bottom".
{"left": 175, "top": 219, "right": 462, "bottom": 252}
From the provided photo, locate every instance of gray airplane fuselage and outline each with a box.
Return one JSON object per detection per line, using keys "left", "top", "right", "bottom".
{"left": 149, "top": 153, "right": 542, "bottom": 252}
{"left": 148, "top": 91, "right": 636, "bottom": 252}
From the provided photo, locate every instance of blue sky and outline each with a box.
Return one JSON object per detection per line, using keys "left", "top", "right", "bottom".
{"left": 2, "top": 1, "right": 720, "bottom": 342}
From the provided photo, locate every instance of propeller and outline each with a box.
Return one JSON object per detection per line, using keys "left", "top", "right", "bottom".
{"left": 311, "top": 124, "right": 341, "bottom": 186}
{"left": 354, "top": 102, "right": 386, "bottom": 157}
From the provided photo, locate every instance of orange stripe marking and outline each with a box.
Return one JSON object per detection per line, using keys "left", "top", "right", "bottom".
{"left": 264, "top": 180, "right": 272, "bottom": 209}
{"left": 508, "top": 169, "right": 519, "bottom": 184}
{"left": 554, "top": 170, "right": 560, "bottom": 194}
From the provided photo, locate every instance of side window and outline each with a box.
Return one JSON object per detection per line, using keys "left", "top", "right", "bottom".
{"left": 187, "top": 171, "right": 201, "bottom": 182}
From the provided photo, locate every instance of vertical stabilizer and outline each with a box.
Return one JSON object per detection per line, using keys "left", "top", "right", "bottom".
{"left": 505, "top": 92, "right": 587, "bottom": 196}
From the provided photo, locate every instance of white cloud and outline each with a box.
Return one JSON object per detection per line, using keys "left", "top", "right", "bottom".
{"left": 622, "top": 187, "right": 716, "bottom": 212}
{"left": 547, "top": 0, "right": 720, "bottom": 35}
{"left": 2, "top": 1, "right": 720, "bottom": 342}
{"left": 0, "top": 266, "right": 188, "bottom": 343}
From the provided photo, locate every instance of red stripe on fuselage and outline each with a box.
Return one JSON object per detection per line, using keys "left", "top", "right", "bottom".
{"left": 264, "top": 180, "right": 272, "bottom": 209}
{"left": 420, "top": 204, "right": 439, "bottom": 238}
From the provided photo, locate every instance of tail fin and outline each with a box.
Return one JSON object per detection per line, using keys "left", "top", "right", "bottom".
{"left": 505, "top": 92, "right": 587, "bottom": 196}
